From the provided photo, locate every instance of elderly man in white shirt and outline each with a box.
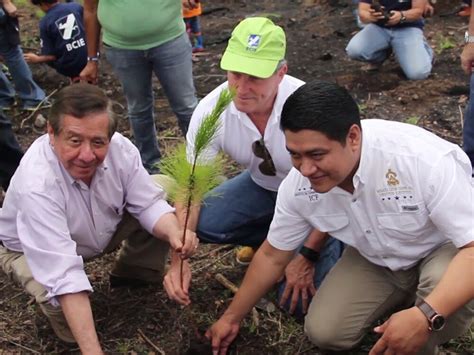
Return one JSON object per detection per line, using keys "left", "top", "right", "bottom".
{"left": 206, "top": 80, "right": 474, "bottom": 355}
{"left": 0, "top": 83, "right": 198, "bottom": 354}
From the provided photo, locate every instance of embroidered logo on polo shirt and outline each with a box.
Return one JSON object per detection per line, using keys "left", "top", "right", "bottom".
{"left": 386, "top": 169, "right": 399, "bottom": 186}
{"left": 295, "top": 186, "right": 319, "bottom": 202}
{"left": 247, "top": 35, "right": 261, "bottom": 52}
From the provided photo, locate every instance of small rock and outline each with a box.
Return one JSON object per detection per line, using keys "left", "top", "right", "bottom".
{"left": 34, "top": 114, "right": 47, "bottom": 129}
{"left": 105, "top": 89, "right": 113, "bottom": 96}
{"left": 412, "top": 94, "right": 419, "bottom": 100}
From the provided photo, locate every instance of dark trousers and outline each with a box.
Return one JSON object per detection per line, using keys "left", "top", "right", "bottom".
{"left": 0, "top": 111, "right": 22, "bottom": 190}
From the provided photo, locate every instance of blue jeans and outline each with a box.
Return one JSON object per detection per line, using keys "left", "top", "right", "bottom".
{"left": 464, "top": 74, "right": 474, "bottom": 173}
{"left": 197, "top": 170, "right": 344, "bottom": 314}
{"left": 105, "top": 33, "right": 198, "bottom": 173}
{"left": 346, "top": 24, "right": 433, "bottom": 80}
{"left": 0, "top": 30, "right": 45, "bottom": 109}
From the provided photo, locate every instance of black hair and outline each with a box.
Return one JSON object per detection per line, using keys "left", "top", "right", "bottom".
{"left": 280, "top": 80, "right": 361, "bottom": 144}
{"left": 31, "top": 0, "right": 58, "bottom": 6}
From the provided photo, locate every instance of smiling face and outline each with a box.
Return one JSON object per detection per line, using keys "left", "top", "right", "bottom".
{"left": 284, "top": 125, "right": 362, "bottom": 193}
{"left": 48, "top": 112, "right": 111, "bottom": 185}
{"left": 227, "top": 64, "right": 287, "bottom": 119}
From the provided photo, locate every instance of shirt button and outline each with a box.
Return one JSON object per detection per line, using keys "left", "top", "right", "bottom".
{"left": 352, "top": 198, "right": 357, "bottom": 203}
{"left": 365, "top": 229, "right": 372, "bottom": 234}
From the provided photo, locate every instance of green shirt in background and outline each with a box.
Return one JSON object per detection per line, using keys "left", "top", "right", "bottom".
{"left": 97, "top": 0, "right": 185, "bottom": 50}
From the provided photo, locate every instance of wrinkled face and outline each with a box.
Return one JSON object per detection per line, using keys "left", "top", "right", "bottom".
{"left": 227, "top": 64, "right": 287, "bottom": 117}
{"left": 48, "top": 113, "right": 110, "bottom": 185}
{"left": 284, "top": 125, "right": 361, "bottom": 193}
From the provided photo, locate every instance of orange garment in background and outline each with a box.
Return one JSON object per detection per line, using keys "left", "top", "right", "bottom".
{"left": 183, "top": 3, "right": 202, "bottom": 18}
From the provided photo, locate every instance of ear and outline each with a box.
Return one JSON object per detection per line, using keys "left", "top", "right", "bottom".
{"left": 346, "top": 124, "right": 361, "bottom": 152}
{"left": 277, "top": 63, "right": 288, "bottom": 80}
{"left": 47, "top": 122, "right": 55, "bottom": 145}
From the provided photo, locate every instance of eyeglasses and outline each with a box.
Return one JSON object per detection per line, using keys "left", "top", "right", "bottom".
{"left": 252, "top": 138, "right": 276, "bottom": 176}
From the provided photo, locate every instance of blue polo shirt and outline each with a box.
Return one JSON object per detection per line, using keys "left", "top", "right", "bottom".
{"left": 39, "top": 3, "right": 87, "bottom": 78}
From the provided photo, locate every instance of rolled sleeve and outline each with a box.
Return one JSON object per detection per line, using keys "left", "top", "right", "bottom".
{"left": 267, "top": 173, "right": 312, "bottom": 251}
{"left": 425, "top": 152, "right": 474, "bottom": 247}
{"left": 17, "top": 189, "right": 93, "bottom": 302}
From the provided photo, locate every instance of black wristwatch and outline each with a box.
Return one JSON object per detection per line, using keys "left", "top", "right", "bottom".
{"left": 299, "top": 246, "right": 320, "bottom": 263}
{"left": 416, "top": 299, "right": 446, "bottom": 331}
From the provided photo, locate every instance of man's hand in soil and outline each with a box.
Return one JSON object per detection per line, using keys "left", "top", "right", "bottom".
{"left": 279, "top": 254, "right": 316, "bottom": 314}
{"left": 80, "top": 61, "right": 99, "bottom": 84}
{"left": 163, "top": 254, "right": 191, "bottom": 305}
{"left": 369, "top": 307, "right": 430, "bottom": 355}
{"left": 205, "top": 315, "right": 240, "bottom": 355}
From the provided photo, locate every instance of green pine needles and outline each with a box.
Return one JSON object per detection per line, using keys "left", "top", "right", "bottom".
{"left": 158, "top": 87, "right": 235, "bottom": 206}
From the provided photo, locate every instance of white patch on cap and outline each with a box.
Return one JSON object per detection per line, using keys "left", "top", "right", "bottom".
{"left": 246, "top": 34, "right": 260, "bottom": 52}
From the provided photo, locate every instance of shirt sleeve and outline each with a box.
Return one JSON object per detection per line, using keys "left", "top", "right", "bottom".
{"left": 16, "top": 187, "right": 92, "bottom": 306}
{"left": 423, "top": 151, "right": 474, "bottom": 248}
{"left": 267, "top": 171, "right": 313, "bottom": 251}
{"left": 119, "top": 137, "right": 175, "bottom": 233}
{"left": 39, "top": 20, "right": 56, "bottom": 56}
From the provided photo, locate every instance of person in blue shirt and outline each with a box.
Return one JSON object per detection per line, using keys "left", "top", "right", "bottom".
{"left": 24, "top": 0, "right": 87, "bottom": 82}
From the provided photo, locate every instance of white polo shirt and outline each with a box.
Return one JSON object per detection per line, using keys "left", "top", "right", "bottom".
{"left": 186, "top": 75, "right": 305, "bottom": 192}
{"left": 268, "top": 119, "right": 473, "bottom": 271}
{"left": 0, "top": 133, "right": 174, "bottom": 303}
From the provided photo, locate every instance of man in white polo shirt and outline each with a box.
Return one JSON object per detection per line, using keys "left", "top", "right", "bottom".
{"left": 0, "top": 84, "right": 198, "bottom": 353}
{"left": 206, "top": 80, "right": 473, "bottom": 354}
{"left": 163, "top": 18, "right": 343, "bottom": 316}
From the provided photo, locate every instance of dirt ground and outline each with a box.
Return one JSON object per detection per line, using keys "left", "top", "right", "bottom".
{"left": 0, "top": 0, "right": 473, "bottom": 354}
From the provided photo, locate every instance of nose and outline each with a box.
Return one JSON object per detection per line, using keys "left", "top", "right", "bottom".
{"left": 299, "top": 157, "right": 317, "bottom": 177}
{"left": 77, "top": 143, "right": 95, "bottom": 163}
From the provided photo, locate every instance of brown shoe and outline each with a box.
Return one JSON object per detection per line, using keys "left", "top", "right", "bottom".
{"left": 235, "top": 246, "right": 256, "bottom": 265}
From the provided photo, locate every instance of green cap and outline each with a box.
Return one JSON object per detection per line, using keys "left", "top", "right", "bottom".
{"left": 220, "top": 17, "right": 286, "bottom": 78}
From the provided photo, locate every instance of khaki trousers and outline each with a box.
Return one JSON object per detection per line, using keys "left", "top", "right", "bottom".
{"left": 0, "top": 213, "right": 169, "bottom": 342}
{"left": 304, "top": 244, "right": 474, "bottom": 354}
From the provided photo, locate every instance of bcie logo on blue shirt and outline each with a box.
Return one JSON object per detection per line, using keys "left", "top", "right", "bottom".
{"left": 55, "top": 13, "right": 85, "bottom": 52}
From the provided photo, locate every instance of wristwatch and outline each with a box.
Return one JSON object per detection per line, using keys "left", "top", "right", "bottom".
{"left": 465, "top": 31, "right": 474, "bottom": 44}
{"left": 416, "top": 299, "right": 446, "bottom": 331}
{"left": 399, "top": 11, "right": 407, "bottom": 24}
{"left": 299, "top": 246, "right": 320, "bottom": 263}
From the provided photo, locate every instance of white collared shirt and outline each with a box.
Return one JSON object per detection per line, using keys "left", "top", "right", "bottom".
{"left": 0, "top": 133, "right": 174, "bottom": 303}
{"left": 268, "top": 119, "right": 473, "bottom": 271}
{"left": 186, "top": 75, "right": 305, "bottom": 192}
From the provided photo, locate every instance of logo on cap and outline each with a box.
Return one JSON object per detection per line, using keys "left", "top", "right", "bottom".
{"left": 246, "top": 34, "right": 261, "bottom": 52}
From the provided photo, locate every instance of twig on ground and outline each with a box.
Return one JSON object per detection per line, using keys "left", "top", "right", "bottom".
{"left": 459, "top": 105, "right": 464, "bottom": 130}
{"left": 195, "top": 244, "right": 234, "bottom": 260}
{"left": 20, "top": 89, "right": 58, "bottom": 129}
{"left": 193, "top": 248, "right": 234, "bottom": 273}
{"left": 0, "top": 337, "right": 41, "bottom": 354}
{"left": 137, "top": 328, "right": 165, "bottom": 354}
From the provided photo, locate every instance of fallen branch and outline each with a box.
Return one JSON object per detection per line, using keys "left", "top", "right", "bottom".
{"left": 137, "top": 328, "right": 165, "bottom": 355}
{"left": 193, "top": 248, "right": 234, "bottom": 273}
{"left": 20, "top": 89, "right": 58, "bottom": 129}
{"left": 0, "top": 337, "right": 41, "bottom": 354}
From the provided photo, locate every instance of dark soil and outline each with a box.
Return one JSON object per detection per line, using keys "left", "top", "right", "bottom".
{"left": 0, "top": 0, "right": 472, "bottom": 354}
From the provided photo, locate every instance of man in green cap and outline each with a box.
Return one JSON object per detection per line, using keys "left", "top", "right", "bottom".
{"left": 163, "top": 17, "right": 344, "bottom": 317}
